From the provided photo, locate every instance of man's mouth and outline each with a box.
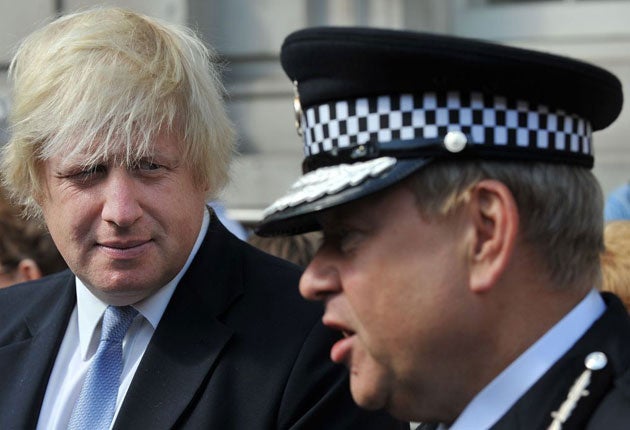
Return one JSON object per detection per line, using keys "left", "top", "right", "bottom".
{"left": 97, "top": 239, "right": 152, "bottom": 259}
{"left": 331, "top": 332, "right": 355, "bottom": 364}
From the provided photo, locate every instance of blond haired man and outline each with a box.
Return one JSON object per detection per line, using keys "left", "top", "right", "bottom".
{"left": 0, "top": 10, "right": 404, "bottom": 430}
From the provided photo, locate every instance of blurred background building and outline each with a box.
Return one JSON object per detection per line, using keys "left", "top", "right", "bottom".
{"left": 1, "top": 0, "right": 629, "bottom": 226}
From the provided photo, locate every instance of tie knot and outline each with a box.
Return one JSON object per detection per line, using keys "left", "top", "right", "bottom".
{"left": 101, "top": 305, "right": 138, "bottom": 343}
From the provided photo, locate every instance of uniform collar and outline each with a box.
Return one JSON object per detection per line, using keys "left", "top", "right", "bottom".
{"left": 447, "top": 289, "right": 605, "bottom": 430}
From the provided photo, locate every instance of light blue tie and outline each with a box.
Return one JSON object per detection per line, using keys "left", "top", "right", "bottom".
{"left": 67, "top": 305, "right": 138, "bottom": 430}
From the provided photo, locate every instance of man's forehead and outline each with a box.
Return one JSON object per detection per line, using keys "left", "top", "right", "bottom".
{"left": 48, "top": 147, "right": 157, "bottom": 168}
{"left": 318, "top": 188, "right": 393, "bottom": 227}
{"left": 44, "top": 129, "right": 183, "bottom": 168}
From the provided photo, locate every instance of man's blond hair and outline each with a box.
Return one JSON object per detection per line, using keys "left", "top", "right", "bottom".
{"left": 1, "top": 7, "right": 235, "bottom": 219}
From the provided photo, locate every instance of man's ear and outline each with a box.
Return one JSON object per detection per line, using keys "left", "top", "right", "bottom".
{"left": 467, "top": 179, "right": 519, "bottom": 293}
{"left": 15, "top": 258, "right": 43, "bottom": 282}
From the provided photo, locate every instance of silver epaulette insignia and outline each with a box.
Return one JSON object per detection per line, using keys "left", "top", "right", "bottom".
{"left": 547, "top": 351, "right": 608, "bottom": 430}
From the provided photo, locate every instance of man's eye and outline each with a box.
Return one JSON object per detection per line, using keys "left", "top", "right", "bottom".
{"left": 324, "top": 228, "right": 362, "bottom": 254}
{"left": 68, "top": 165, "right": 105, "bottom": 180}
{"left": 135, "top": 161, "right": 161, "bottom": 171}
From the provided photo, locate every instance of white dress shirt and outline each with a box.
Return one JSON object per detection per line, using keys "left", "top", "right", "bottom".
{"left": 441, "top": 289, "right": 606, "bottom": 430}
{"left": 36, "top": 210, "right": 210, "bottom": 430}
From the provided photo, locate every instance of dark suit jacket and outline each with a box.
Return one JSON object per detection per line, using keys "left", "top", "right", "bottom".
{"left": 0, "top": 216, "right": 405, "bottom": 429}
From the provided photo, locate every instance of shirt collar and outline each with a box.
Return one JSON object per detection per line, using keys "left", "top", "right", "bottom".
{"left": 447, "top": 288, "right": 606, "bottom": 430}
{"left": 75, "top": 208, "right": 211, "bottom": 360}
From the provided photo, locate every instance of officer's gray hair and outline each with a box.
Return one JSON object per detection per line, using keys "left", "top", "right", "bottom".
{"left": 407, "top": 161, "right": 603, "bottom": 290}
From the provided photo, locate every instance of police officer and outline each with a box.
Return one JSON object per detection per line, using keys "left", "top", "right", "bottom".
{"left": 257, "top": 27, "right": 630, "bottom": 429}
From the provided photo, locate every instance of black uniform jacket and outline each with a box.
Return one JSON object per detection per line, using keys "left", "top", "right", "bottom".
{"left": 420, "top": 293, "right": 630, "bottom": 430}
{"left": 493, "top": 292, "right": 630, "bottom": 429}
{"left": 0, "top": 216, "right": 405, "bottom": 430}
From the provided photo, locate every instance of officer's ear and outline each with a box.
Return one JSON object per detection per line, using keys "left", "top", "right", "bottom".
{"left": 466, "top": 179, "right": 519, "bottom": 293}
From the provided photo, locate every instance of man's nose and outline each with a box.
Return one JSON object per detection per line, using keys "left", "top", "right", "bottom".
{"left": 299, "top": 246, "right": 342, "bottom": 301}
{"left": 101, "top": 169, "right": 143, "bottom": 227}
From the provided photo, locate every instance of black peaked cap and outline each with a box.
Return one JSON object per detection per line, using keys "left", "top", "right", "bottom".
{"left": 256, "top": 27, "right": 623, "bottom": 236}
{"left": 282, "top": 27, "right": 622, "bottom": 130}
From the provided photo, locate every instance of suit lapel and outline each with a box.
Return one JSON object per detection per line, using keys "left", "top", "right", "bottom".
{"left": 0, "top": 272, "right": 75, "bottom": 430}
{"left": 114, "top": 217, "right": 242, "bottom": 429}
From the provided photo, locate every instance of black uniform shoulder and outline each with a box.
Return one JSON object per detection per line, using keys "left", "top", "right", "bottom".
{"left": 587, "top": 365, "right": 630, "bottom": 429}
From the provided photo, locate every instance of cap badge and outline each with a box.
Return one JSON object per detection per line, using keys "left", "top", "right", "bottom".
{"left": 293, "top": 80, "right": 303, "bottom": 137}
{"left": 262, "top": 156, "right": 397, "bottom": 217}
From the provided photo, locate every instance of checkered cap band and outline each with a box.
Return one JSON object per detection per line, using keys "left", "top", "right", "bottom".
{"left": 301, "top": 91, "right": 592, "bottom": 160}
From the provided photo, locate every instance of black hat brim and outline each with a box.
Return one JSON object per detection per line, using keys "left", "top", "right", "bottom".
{"left": 256, "top": 157, "right": 430, "bottom": 236}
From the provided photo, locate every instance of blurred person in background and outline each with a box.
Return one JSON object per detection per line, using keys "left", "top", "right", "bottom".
{"left": 601, "top": 221, "right": 630, "bottom": 311}
{"left": 248, "top": 232, "right": 320, "bottom": 267}
{"left": 604, "top": 182, "right": 630, "bottom": 221}
{"left": 0, "top": 186, "right": 67, "bottom": 288}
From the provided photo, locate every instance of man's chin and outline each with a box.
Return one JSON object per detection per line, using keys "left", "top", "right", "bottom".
{"left": 85, "top": 277, "right": 160, "bottom": 305}
{"left": 350, "top": 378, "right": 389, "bottom": 412}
